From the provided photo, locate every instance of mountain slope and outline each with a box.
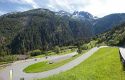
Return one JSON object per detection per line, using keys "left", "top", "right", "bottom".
{"left": 0, "top": 8, "right": 94, "bottom": 54}
{"left": 96, "top": 22, "right": 125, "bottom": 46}
{"left": 72, "top": 11, "right": 95, "bottom": 20}
{"left": 1, "top": 8, "right": 125, "bottom": 54}
{"left": 93, "top": 13, "right": 125, "bottom": 34}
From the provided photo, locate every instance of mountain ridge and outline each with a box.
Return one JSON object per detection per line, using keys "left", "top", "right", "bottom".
{"left": 1, "top": 8, "right": 125, "bottom": 54}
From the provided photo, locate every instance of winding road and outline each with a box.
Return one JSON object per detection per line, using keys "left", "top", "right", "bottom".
{"left": 0, "top": 47, "right": 101, "bottom": 80}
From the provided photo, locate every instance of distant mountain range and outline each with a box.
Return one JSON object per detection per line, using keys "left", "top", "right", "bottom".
{"left": 56, "top": 10, "right": 95, "bottom": 20}
{"left": 93, "top": 13, "right": 125, "bottom": 34}
{"left": 55, "top": 9, "right": 125, "bottom": 35}
{"left": 1, "top": 8, "right": 125, "bottom": 54}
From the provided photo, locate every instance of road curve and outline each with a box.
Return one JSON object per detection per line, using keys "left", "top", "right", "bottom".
{"left": 0, "top": 52, "right": 77, "bottom": 80}
{"left": 0, "top": 47, "right": 100, "bottom": 80}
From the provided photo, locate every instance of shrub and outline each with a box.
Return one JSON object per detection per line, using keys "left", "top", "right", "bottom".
{"left": 77, "top": 49, "right": 82, "bottom": 54}
{"left": 71, "top": 48, "right": 76, "bottom": 52}
{"left": 54, "top": 46, "right": 60, "bottom": 54}
{"left": 81, "top": 44, "right": 88, "bottom": 50}
{"left": 0, "top": 55, "right": 18, "bottom": 62}
{"left": 29, "top": 49, "right": 42, "bottom": 56}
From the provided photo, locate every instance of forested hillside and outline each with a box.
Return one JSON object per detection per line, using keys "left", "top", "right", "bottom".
{"left": 0, "top": 8, "right": 93, "bottom": 55}
{"left": 1, "top": 8, "right": 125, "bottom": 56}
{"left": 96, "top": 23, "right": 125, "bottom": 46}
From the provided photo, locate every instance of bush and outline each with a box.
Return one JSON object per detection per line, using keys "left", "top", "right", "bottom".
{"left": 71, "top": 48, "right": 76, "bottom": 52}
{"left": 29, "top": 49, "right": 42, "bottom": 56}
{"left": 0, "top": 55, "right": 18, "bottom": 62}
{"left": 77, "top": 46, "right": 82, "bottom": 54}
{"left": 77, "top": 49, "right": 82, "bottom": 54}
{"left": 81, "top": 44, "right": 88, "bottom": 50}
{"left": 54, "top": 46, "right": 60, "bottom": 54}
{"left": 0, "top": 51, "right": 7, "bottom": 57}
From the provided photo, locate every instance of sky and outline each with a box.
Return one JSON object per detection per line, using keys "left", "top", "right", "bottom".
{"left": 0, "top": 0, "right": 125, "bottom": 17}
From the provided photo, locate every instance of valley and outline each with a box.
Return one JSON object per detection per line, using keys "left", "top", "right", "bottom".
{"left": 0, "top": 7, "right": 125, "bottom": 80}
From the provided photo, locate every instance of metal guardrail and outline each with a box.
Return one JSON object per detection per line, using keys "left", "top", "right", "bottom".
{"left": 119, "top": 48, "right": 125, "bottom": 70}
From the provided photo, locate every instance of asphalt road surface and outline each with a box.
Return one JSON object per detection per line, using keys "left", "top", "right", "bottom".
{"left": 0, "top": 47, "right": 100, "bottom": 80}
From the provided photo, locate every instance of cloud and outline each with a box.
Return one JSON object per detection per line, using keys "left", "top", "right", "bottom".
{"left": 8, "top": 0, "right": 39, "bottom": 8}
{"left": 45, "top": 0, "right": 125, "bottom": 17}
{"left": 1, "top": 0, "right": 125, "bottom": 17}
{"left": 46, "top": 0, "right": 87, "bottom": 12}
{"left": 17, "top": 7, "right": 31, "bottom": 12}
{"left": 0, "top": 11, "right": 7, "bottom": 15}
{"left": 23, "top": 0, "right": 39, "bottom": 8}
{"left": 82, "top": 0, "right": 125, "bottom": 17}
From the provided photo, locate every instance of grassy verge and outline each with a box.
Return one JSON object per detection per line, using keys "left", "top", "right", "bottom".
{"left": 0, "top": 62, "right": 8, "bottom": 70}
{"left": 24, "top": 49, "right": 89, "bottom": 73}
{"left": 35, "top": 49, "right": 76, "bottom": 58}
{"left": 24, "top": 53, "right": 80, "bottom": 73}
{"left": 0, "top": 55, "right": 19, "bottom": 69}
{"left": 38, "top": 47, "right": 125, "bottom": 80}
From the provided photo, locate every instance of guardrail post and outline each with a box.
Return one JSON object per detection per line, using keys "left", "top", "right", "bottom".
{"left": 9, "top": 69, "right": 13, "bottom": 80}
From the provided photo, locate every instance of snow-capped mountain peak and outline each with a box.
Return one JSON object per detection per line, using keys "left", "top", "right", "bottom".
{"left": 55, "top": 10, "right": 71, "bottom": 16}
{"left": 72, "top": 11, "right": 95, "bottom": 20}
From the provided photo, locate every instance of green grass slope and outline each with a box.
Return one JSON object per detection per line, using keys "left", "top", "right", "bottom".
{"left": 24, "top": 54, "right": 79, "bottom": 73}
{"left": 38, "top": 47, "right": 125, "bottom": 80}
